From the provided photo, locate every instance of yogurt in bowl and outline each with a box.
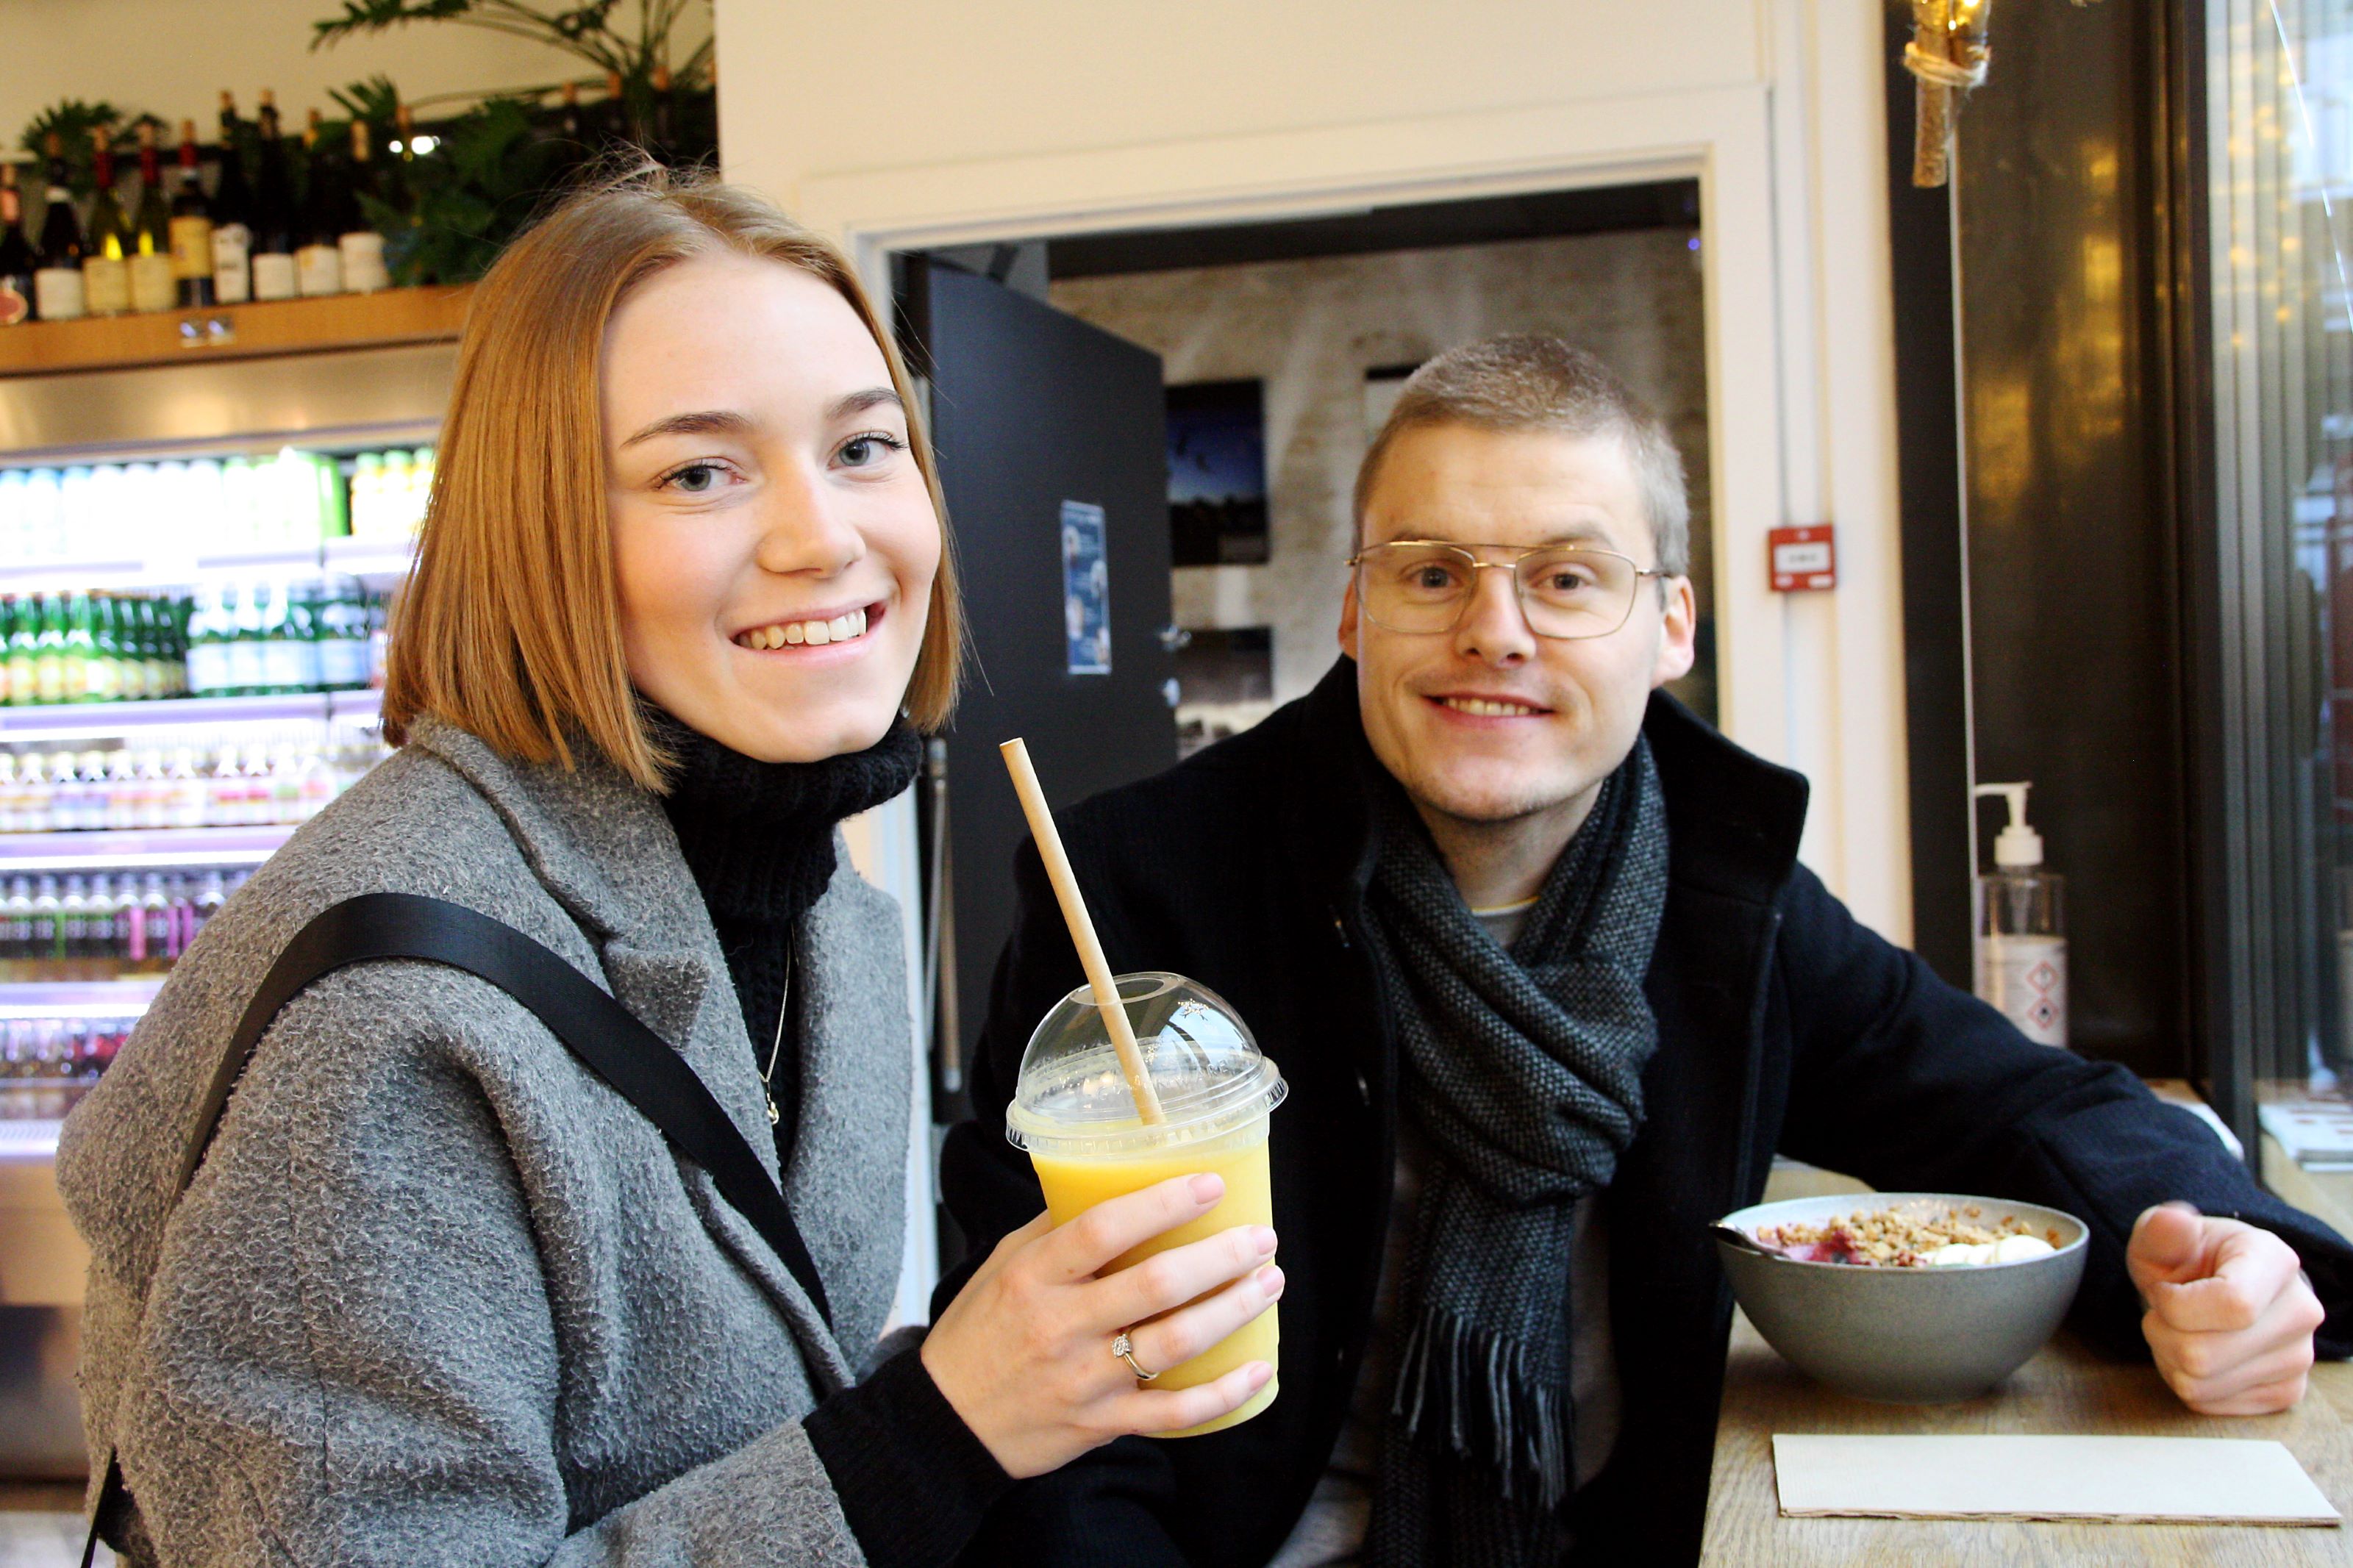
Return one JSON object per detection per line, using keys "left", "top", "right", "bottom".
{"left": 1713, "top": 1192, "right": 2089, "bottom": 1403}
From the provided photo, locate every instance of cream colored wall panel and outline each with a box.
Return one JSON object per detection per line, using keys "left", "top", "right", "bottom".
{"left": 0, "top": 0, "right": 713, "bottom": 132}
{"left": 716, "top": 0, "right": 1765, "bottom": 204}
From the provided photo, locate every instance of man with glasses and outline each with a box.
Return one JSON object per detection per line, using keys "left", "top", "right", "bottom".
{"left": 939, "top": 336, "right": 2352, "bottom": 1567}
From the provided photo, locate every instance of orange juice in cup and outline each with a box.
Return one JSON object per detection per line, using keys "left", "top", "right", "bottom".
{"left": 1007, "top": 972, "right": 1288, "bottom": 1436}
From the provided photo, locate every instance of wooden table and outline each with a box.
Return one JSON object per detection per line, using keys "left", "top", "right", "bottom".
{"left": 1701, "top": 1310, "right": 2353, "bottom": 1564}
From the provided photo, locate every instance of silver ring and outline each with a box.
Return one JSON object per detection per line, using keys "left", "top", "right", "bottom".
{"left": 1111, "top": 1331, "right": 1160, "bottom": 1382}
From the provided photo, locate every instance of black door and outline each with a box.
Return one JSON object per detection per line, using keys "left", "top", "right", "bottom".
{"left": 900, "top": 259, "right": 1176, "bottom": 1117}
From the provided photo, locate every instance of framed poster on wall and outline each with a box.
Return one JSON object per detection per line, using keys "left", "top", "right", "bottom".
{"left": 1167, "top": 379, "right": 1269, "bottom": 566}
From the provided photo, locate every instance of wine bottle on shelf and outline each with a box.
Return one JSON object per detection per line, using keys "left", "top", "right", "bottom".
{"left": 0, "top": 166, "right": 35, "bottom": 326}
{"left": 249, "top": 92, "right": 298, "bottom": 302}
{"left": 170, "top": 120, "right": 216, "bottom": 308}
{"left": 129, "top": 123, "right": 176, "bottom": 314}
{"left": 32, "top": 134, "right": 88, "bottom": 322}
{"left": 383, "top": 101, "right": 418, "bottom": 222}
{"left": 212, "top": 92, "right": 254, "bottom": 304}
{"left": 294, "top": 110, "right": 345, "bottom": 297}
{"left": 82, "top": 132, "right": 132, "bottom": 318}
{"left": 338, "top": 119, "right": 387, "bottom": 293}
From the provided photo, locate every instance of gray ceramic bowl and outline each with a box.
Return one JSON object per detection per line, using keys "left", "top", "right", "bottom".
{"left": 1714, "top": 1192, "right": 2088, "bottom": 1403}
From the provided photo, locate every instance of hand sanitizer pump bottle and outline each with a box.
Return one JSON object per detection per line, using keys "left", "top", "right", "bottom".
{"left": 1973, "top": 782, "right": 2067, "bottom": 1048}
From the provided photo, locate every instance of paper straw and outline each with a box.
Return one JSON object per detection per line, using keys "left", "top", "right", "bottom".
{"left": 999, "top": 737, "right": 1165, "bottom": 1125}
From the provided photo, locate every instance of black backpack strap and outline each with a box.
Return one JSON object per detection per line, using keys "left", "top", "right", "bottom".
{"left": 86, "top": 890, "right": 832, "bottom": 1566}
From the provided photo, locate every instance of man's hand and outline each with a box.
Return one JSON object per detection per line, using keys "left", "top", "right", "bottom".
{"left": 2129, "top": 1202, "right": 2327, "bottom": 1414}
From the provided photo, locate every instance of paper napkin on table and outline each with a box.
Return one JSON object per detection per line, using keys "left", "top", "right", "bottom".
{"left": 1772, "top": 1434, "right": 2339, "bottom": 1525}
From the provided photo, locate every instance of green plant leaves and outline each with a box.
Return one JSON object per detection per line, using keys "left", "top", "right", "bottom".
{"left": 369, "top": 95, "right": 568, "bottom": 286}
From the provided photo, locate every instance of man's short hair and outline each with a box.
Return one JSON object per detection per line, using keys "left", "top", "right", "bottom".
{"left": 1352, "top": 334, "right": 1690, "bottom": 576}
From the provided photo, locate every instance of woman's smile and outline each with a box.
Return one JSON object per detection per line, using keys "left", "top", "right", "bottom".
{"left": 730, "top": 598, "right": 885, "bottom": 653}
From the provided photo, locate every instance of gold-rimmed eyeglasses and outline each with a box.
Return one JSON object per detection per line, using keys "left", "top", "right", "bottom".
{"left": 1346, "top": 540, "right": 1671, "bottom": 640}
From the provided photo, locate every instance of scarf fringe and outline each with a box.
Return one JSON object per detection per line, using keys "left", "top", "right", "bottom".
{"left": 1390, "top": 1303, "right": 1575, "bottom": 1513}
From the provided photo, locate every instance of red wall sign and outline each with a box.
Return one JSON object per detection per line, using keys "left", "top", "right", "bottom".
{"left": 1769, "top": 524, "right": 1836, "bottom": 592}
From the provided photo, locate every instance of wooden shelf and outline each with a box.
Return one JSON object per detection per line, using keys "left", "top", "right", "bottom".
{"left": 0, "top": 284, "right": 473, "bottom": 378}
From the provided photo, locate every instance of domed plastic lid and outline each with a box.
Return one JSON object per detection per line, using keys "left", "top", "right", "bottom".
{"left": 1005, "top": 971, "right": 1286, "bottom": 1159}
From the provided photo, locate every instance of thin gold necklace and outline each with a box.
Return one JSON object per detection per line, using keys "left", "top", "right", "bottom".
{"left": 760, "top": 936, "right": 793, "bottom": 1126}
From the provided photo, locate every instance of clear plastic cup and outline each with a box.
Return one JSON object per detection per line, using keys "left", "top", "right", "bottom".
{"left": 1006, "top": 971, "right": 1287, "bottom": 1436}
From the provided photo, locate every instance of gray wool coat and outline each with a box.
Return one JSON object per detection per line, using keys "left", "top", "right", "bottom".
{"left": 58, "top": 717, "right": 918, "bottom": 1567}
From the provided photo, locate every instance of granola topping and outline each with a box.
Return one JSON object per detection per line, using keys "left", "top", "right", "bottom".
{"left": 1749, "top": 1202, "right": 2064, "bottom": 1268}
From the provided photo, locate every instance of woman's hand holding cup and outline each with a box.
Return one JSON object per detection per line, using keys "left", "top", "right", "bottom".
{"left": 921, "top": 1173, "right": 1282, "bottom": 1478}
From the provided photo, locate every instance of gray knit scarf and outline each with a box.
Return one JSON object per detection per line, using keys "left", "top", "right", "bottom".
{"left": 1360, "top": 737, "right": 1669, "bottom": 1568}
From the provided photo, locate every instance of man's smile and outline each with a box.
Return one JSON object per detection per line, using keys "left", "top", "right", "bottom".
{"left": 1425, "top": 691, "right": 1557, "bottom": 720}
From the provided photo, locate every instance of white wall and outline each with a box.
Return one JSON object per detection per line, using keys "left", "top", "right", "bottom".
{"left": 0, "top": 0, "right": 713, "bottom": 132}
{"left": 718, "top": 1, "right": 1756, "bottom": 187}
{"left": 715, "top": 0, "right": 1913, "bottom": 947}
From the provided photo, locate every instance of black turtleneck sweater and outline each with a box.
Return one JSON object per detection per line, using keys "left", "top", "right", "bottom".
{"left": 651, "top": 713, "right": 1009, "bottom": 1568}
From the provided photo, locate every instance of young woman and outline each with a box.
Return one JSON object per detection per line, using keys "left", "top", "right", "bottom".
{"left": 59, "top": 169, "right": 1280, "bottom": 1567}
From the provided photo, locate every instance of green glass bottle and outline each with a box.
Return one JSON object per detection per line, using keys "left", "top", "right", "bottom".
{"left": 89, "top": 595, "right": 122, "bottom": 702}
{"left": 183, "top": 589, "right": 225, "bottom": 698}
{"left": 144, "top": 598, "right": 175, "bottom": 700}
{"left": 5, "top": 598, "right": 33, "bottom": 706}
{"left": 170, "top": 595, "right": 193, "bottom": 696}
{"left": 292, "top": 581, "right": 325, "bottom": 692}
{"left": 0, "top": 598, "right": 13, "bottom": 706}
{"left": 207, "top": 584, "right": 238, "bottom": 697}
{"left": 253, "top": 581, "right": 291, "bottom": 695}
{"left": 124, "top": 597, "right": 155, "bottom": 703}
{"left": 33, "top": 594, "right": 65, "bottom": 705}
{"left": 63, "top": 592, "right": 96, "bottom": 703}
{"left": 113, "top": 598, "right": 143, "bottom": 703}
{"left": 229, "top": 582, "right": 267, "bottom": 696}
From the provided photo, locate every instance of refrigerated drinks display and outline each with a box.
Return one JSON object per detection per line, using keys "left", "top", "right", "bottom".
{"left": 0, "top": 443, "right": 405, "bottom": 1150}
{"left": 0, "top": 289, "right": 457, "bottom": 1477}
{"left": 0, "top": 441, "right": 415, "bottom": 1119}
